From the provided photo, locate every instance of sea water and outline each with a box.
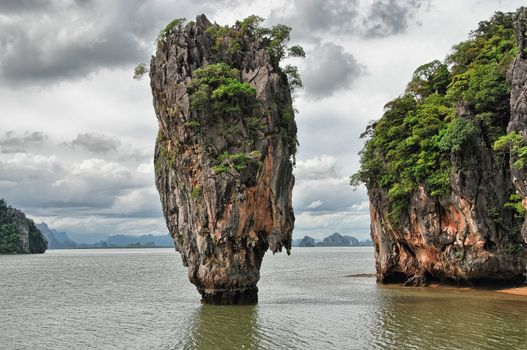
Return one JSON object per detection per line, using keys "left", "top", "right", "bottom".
{"left": 1, "top": 247, "right": 526, "bottom": 349}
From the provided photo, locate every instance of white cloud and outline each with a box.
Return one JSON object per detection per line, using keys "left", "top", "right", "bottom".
{"left": 294, "top": 155, "right": 339, "bottom": 180}
{"left": 307, "top": 200, "right": 324, "bottom": 209}
{"left": 68, "top": 133, "right": 121, "bottom": 153}
{"left": 294, "top": 210, "right": 371, "bottom": 239}
{"left": 302, "top": 42, "right": 365, "bottom": 99}
{"left": 0, "top": 153, "right": 64, "bottom": 181}
{"left": 137, "top": 162, "right": 154, "bottom": 174}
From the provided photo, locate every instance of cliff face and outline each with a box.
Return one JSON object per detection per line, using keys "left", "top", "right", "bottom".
{"left": 358, "top": 10, "right": 527, "bottom": 285}
{"left": 369, "top": 163, "right": 525, "bottom": 285}
{"left": 0, "top": 200, "right": 47, "bottom": 254}
{"left": 150, "top": 16, "right": 296, "bottom": 303}
{"left": 508, "top": 8, "right": 527, "bottom": 242}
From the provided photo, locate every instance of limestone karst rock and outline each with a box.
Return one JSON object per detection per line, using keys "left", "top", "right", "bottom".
{"left": 508, "top": 6, "right": 527, "bottom": 243}
{"left": 150, "top": 15, "right": 298, "bottom": 304}
{"left": 356, "top": 9, "right": 527, "bottom": 286}
{"left": 0, "top": 199, "right": 47, "bottom": 254}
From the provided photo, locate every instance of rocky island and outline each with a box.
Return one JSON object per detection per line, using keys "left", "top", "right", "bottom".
{"left": 0, "top": 199, "right": 47, "bottom": 254}
{"left": 149, "top": 15, "right": 301, "bottom": 304}
{"left": 353, "top": 9, "right": 527, "bottom": 286}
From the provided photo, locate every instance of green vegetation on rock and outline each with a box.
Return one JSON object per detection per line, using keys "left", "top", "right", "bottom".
{"left": 188, "top": 63, "right": 257, "bottom": 118}
{"left": 212, "top": 151, "right": 262, "bottom": 174}
{"left": 191, "top": 186, "right": 202, "bottom": 199}
{"left": 157, "top": 18, "right": 186, "bottom": 45}
{"left": 133, "top": 63, "right": 148, "bottom": 80}
{"left": 0, "top": 224, "right": 23, "bottom": 254}
{"left": 352, "top": 12, "right": 518, "bottom": 224}
{"left": 28, "top": 221, "right": 47, "bottom": 253}
{"left": 0, "top": 199, "right": 47, "bottom": 254}
{"left": 504, "top": 193, "right": 526, "bottom": 217}
{"left": 493, "top": 131, "right": 527, "bottom": 169}
{"left": 202, "top": 15, "right": 304, "bottom": 93}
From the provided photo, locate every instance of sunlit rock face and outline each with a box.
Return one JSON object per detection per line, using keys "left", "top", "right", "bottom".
{"left": 150, "top": 15, "right": 296, "bottom": 304}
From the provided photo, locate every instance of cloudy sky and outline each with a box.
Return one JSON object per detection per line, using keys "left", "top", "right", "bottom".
{"left": 0, "top": 0, "right": 524, "bottom": 241}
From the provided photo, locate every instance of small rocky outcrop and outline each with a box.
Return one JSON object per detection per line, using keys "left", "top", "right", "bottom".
{"left": 298, "top": 236, "right": 315, "bottom": 247}
{"left": 150, "top": 15, "right": 298, "bottom": 304}
{"left": 356, "top": 9, "right": 527, "bottom": 286}
{"left": 318, "top": 232, "right": 360, "bottom": 246}
{"left": 0, "top": 199, "right": 47, "bottom": 254}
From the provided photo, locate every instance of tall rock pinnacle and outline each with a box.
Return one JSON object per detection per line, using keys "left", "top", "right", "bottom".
{"left": 149, "top": 15, "right": 299, "bottom": 304}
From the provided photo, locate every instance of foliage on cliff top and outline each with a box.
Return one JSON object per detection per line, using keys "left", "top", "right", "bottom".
{"left": 157, "top": 18, "right": 186, "bottom": 44}
{"left": 351, "top": 11, "right": 518, "bottom": 224}
{"left": 152, "top": 15, "right": 304, "bottom": 93}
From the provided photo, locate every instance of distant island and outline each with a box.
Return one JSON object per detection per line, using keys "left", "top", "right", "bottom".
{"left": 0, "top": 199, "right": 47, "bottom": 254}
{"left": 36, "top": 222, "right": 174, "bottom": 249}
{"left": 292, "top": 232, "right": 373, "bottom": 247}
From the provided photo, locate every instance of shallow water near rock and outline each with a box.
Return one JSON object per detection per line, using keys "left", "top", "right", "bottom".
{"left": 1, "top": 247, "right": 526, "bottom": 349}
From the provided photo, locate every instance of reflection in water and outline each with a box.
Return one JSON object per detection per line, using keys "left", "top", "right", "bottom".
{"left": 165, "top": 305, "right": 260, "bottom": 350}
{"left": 371, "top": 288, "right": 527, "bottom": 350}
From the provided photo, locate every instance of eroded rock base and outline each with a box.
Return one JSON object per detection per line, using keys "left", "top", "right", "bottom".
{"left": 384, "top": 271, "right": 526, "bottom": 288}
{"left": 199, "top": 287, "right": 258, "bottom": 305}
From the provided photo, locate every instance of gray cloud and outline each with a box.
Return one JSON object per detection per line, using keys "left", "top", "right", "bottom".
{"left": 69, "top": 133, "right": 121, "bottom": 153}
{"left": 292, "top": 154, "right": 370, "bottom": 238}
{"left": 268, "top": 0, "right": 359, "bottom": 41}
{"left": 293, "top": 155, "right": 367, "bottom": 213}
{"left": 0, "top": 0, "right": 149, "bottom": 85}
{"left": 302, "top": 43, "right": 365, "bottom": 99}
{"left": 0, "top": 0, "right": 221, "bottom": 86}
{"left": 0, "top": 153, "right": 159, "bottom": 215}
{"left": 362, "top": 0, "right": 426, "bottom": 38}
{"left": 268, "top": 0, "right": 426, "bottom": 41}
{"left": 0, "top": 131, "right": 47, "bottom": 153}
{"left": 0, "top": 0, "right": 426, "bottom": 86}
{"left": 0, "top": 137, "right": 164, "bottom": 234}
{"left": 0, "top": 0, "right": 53, "bottom": 13}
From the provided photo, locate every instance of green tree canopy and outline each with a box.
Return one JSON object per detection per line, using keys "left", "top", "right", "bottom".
{"left": 352, "top": 11, "right": 518, "bottom": 224}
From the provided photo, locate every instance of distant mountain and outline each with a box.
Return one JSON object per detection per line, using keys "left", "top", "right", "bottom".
{"left": 360, "top": 239, "right": 373, "bottom": 246}
{"left": 317, "top": 232, "right": 372, "bottom": 246}
{"left": 66, "top": 232, "right": 109, "bottom": 244}
{"left": 101, "top": 234, "right": 173, "bottom": 247}
{"left": 298, "top": 236, "right": 315, "bottom": 247}
{"left": 292, "top": 232, "right": 373, "bottom": 247}
{"left": 37, "top": 223, "right": 174, "bottom": 249}
{"left": 291, "top": 238, "right": 303, "bottom": 247}
{"left": 319, "top": 232, "right": 354, "bottom": 246}
{"left": 36, "top": 223, "right": 77, "bottom": 249}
